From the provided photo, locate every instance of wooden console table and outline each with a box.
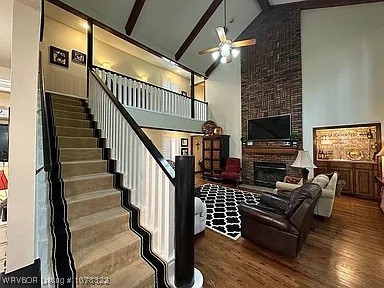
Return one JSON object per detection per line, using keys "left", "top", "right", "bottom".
{"left": 375, "top": 176, "right": 384, "bottom": 212}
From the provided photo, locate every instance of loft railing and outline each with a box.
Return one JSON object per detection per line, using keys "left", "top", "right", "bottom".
{"left": 88, "top": 69, "right": 197, "bottom": 287}
{"left": 93, "top": 66, "right": 208, "bottom": 121}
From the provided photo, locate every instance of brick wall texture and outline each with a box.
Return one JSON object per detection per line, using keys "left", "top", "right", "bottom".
{"left": 238, "top": 6, "right": 302, "bottom": 184}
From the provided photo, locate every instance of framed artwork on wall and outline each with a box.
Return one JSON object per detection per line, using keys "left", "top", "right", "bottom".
{"left": 72, "top": 50, "right": 86, "bottom": 65}
{"left": 181, "top": 148, "right": 188, "bottom": 156}
{"left": 181, "top": 138, "right": 188, "bottom": 147}
{"left": 50, "top": 46, "right": 69, "bottom": 68}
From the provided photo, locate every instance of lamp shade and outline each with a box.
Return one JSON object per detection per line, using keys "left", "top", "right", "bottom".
{"left": 291, "top": 150, "right": 317, "bottom": 169}
{"left": 377, "top": 147, "right": 384, "bottom": 157}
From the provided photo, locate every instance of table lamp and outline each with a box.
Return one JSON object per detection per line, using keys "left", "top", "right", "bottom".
{"left": 291, "top": 150, "right": 317, "bottom": 182}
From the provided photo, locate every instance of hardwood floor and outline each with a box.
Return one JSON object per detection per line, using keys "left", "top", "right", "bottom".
{"left": 194, "top": 175, "right": 384, "bottom": 288}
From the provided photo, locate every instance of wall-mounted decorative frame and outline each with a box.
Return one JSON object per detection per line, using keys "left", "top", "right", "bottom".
{"left": 181, "top": 138, "right": 188, "bottom": 147}
{"left": 72, "top": 50, "right": 86, "bottom": 65}
{"left": 181, "top": 148, "right": 188, "bottom": 156}
{"left": 49, "top": 46, "right": 69, "bottom": 68}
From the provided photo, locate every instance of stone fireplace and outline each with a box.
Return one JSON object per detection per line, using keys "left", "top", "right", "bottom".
{"left": 254, "top": 162, "right": 286, "bottom": 188}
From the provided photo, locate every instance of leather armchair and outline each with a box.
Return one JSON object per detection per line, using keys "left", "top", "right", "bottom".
{"left": 239, "top": 183, "right": 322, "bottom": 258}
{"left": 275, "top": 173, "right": 338, "bottom": 217}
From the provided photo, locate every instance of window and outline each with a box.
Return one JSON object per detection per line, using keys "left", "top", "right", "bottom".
{"left": 162, "top": 136, "right": 179, "bottom": 161}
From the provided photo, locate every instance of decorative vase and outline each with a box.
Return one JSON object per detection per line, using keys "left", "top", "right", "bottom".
{"left": 213, "top": 126, "right": 223, "bottom": 135}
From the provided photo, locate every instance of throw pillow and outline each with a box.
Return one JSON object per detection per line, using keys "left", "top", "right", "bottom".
{"left": 312, "top": 174, "right": 329, "bottom": 189}
{"left": 285, "top": 176, "right": 301, "bottom": 184}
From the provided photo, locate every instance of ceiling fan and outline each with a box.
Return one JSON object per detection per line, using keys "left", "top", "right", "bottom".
{"left": 198, "top": 0, "right": 256, "bottom": 64}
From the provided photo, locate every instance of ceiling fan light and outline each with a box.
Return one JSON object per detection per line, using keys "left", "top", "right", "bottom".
{"left": 212, "top": 51, "right": 220, "bottom": 60}
{"left": 221, "top": 43, "right": 231, "bottom": 54}
{"left": 220, "top": 56, "right": 227, "bottom": 64}
{"left": 231, "top": 49, "right": 240, "bottom": 58}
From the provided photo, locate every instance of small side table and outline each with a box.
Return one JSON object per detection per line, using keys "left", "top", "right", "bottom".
{"left": 375, "top": 176, "right": 384, "bottom": 213}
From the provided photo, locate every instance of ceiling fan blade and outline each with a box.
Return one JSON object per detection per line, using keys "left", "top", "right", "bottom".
{"left": 198, "top": 46, "right": 220, "bottom": 55}
{"left": 216, "top": 27, "right": 227, "bottom": 43}
{"left": 232, "top": 39, "right": 256, "bottom": 48}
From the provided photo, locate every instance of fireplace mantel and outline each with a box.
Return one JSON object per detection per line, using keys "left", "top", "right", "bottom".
{"left": 243, "top": 146, "right": 297, "bottom": 155}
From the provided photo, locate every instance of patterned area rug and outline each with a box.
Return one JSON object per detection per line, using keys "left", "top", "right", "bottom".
{"left": 197, "top": 184, "right": 260, "bottom": 240}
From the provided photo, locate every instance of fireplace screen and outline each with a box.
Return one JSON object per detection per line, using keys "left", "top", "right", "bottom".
{"left": 254, "top": 162, "right": 286, "bottom": 188}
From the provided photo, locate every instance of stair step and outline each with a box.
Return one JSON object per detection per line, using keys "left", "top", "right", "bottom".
{"left": 51, "top": 96, "right": 85, "bottom": 107}
{"left": 66, "top": 189, "right": 120, "bottom": 220}
{"left": 61, "top": 160, "right": 107, "bottom": 178}
{"left": 58, "top": 136, "right": 98, "bottom": 149}
{"left": 75, "top": 230, "right": 141, "bottom": 280}
{"left": 52, "top": 102, "right": 86, "bottom": 113}
{"left": 70, "top": 207, "right": 128, "bottom": 254}
{"left": 51, "top": 94, "right": 86, "bottom": 102}
{"left": 56, "top": 126, "right": 94, "bottom": 137}
{"left": 54, "top": 117, "right": 91, "bottom": 128}
{"left": 53, "top": 109, "right": 88, "bottom": 120}
{"left": 63, "top": 173, "right": 113, "bottom": 196}
{"left": 59, "top": 148, "right": 102, "bottom": 162}
{"left": 108, "top": 259, "right": 155, "bottom": 288}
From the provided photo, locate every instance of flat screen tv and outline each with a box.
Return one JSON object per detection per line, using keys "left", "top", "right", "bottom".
{"left": 0, "top": 125, "right": 8, "bottom": 162}
{"left": 248, "top": 115, "right": 291, "bottom": 141}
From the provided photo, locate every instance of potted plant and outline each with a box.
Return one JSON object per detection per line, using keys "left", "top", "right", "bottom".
{"left": 290, "top": 133, "right": 302, "bottom": 147}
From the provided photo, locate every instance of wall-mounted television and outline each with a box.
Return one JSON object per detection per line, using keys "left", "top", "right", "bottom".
{"left": 248, "top": 115, "right": 291, "bottom": 141}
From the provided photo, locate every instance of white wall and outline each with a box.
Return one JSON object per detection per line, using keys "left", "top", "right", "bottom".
{"left": 206, "top": 56, "right": 242, "bottom": 158}
{"left": 7, "top": 0, "right": 40, "bottom": 272}
{"left": 302, "top": 3, "right": 384, "bottom": 159}
{"left": 42, "top": 17, "right": 190, "bottom": 97}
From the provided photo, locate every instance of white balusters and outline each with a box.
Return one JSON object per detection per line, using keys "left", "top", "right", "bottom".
{"left": 89, "top": 73, "right": 175, "bottom": 279}
{"left": 93, "top": 67, "right": 208, "bottom": 121}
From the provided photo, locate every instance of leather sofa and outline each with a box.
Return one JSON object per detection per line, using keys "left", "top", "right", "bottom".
{"left": 239, "top": 183, "right": 322, "bottom": 258}
{"left": 194, "top": 197, "right": 206, "bottom": 235}
{"left": 275, "top": 173, "right": 338, "bottom": 217}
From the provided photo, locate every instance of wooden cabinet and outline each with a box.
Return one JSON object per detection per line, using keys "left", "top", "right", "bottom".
{"left": 202, "top": 135, "right": 229, "bottom": 180}
{"left": 315, "top": 160, "right": 379, "bottom": 199}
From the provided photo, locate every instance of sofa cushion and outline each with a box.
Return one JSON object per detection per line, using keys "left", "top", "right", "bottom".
{"left": 312, "top": 174, "right": 329, "bottom": 189}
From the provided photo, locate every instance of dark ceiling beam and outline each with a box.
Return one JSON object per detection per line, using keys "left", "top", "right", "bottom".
{"left": 205, "top": 58, "right": 221, "bottom": 78}
{"left": 256, "top": 0, "right": 271, "bottom": 12}
{"left": 284, "top": 0, "right": 384, "bottom": 9}
{"left": 125, "top": 0, "right": 146, "bottom": 36}
{"left": 175, "top": 0, "right": 223, "bottom": 61}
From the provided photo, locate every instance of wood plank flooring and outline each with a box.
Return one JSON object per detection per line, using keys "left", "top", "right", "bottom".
{"left": 194, "top": 175, "right": 384, "bottom": 288}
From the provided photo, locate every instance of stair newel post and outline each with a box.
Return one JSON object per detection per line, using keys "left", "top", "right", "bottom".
{"left": 175, "top": 156, "right": 195, "bottom": 288}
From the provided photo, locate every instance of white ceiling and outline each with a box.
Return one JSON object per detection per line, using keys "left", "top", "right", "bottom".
{"left": 58, "top": 0, "right": 264, "bottom": 75}
{"left": 0, "top": 0, "right": 13, "bottom": 69}
{"left": 53, "top": 0, "right": 307, "bottom": 75}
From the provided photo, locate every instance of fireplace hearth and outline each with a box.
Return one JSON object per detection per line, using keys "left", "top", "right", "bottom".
{"left": 254, "top": 162, "right": 286, "bottom": 188}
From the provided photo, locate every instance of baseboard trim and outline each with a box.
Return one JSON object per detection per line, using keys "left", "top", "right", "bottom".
{"left": 0, "top": 259, "right": 41, "bottom": 287}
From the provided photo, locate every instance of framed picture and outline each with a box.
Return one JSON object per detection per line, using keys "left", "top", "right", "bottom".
{"left": 181, "top": 148, "right": 188, "bottom": 156}
{"left": 72, "top": 50, "right": 86, "bottom": 65}
{"left": 181, "top": 91, "right": 187, "bottom": 96}
{"left": 50, "top": 46, "right": 69, "bottom": 68}
{"left": 181, "top": 138, "right": 188, "bottom": 147}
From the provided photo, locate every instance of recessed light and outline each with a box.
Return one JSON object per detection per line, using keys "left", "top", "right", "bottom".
{"left": 81, "top": 22, "right": 90, "bottom": 30}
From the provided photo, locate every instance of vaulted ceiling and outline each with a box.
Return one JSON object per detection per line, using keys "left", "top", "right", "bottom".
{"left": 58, "top": 0, "right": 303, "bottom": 76}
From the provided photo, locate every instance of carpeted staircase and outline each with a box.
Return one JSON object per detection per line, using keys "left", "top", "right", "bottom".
{"left": 50, "top": 94, "right": 155, "bottom": 288}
